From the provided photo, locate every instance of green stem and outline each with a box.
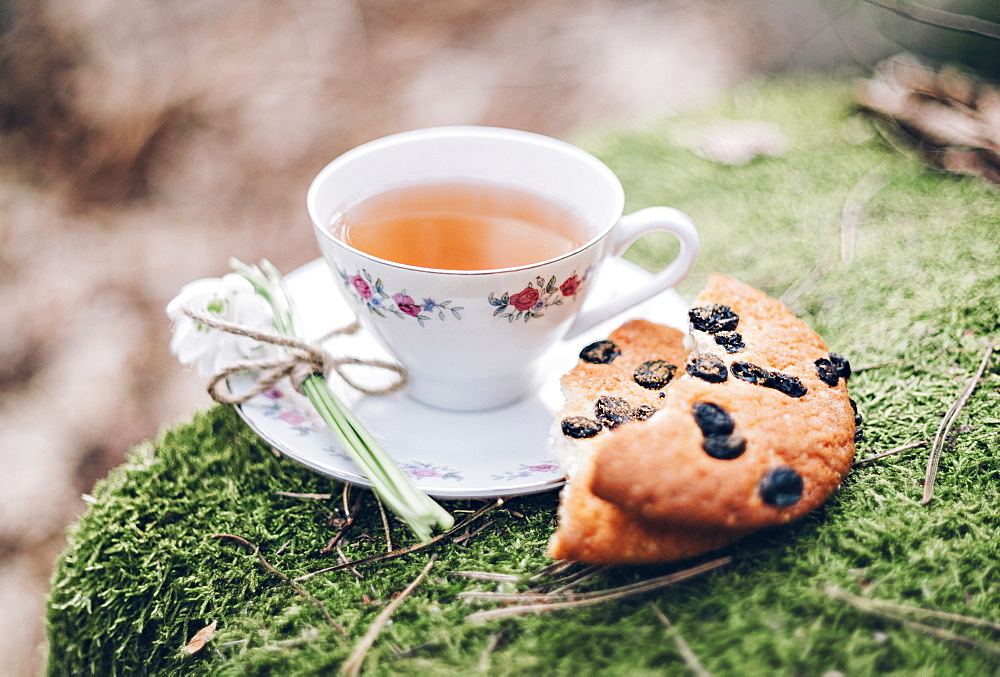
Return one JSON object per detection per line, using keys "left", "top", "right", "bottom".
{"left": 302, "top": 376, "right": 452, "bottom": 540}
{"left": 232, "top": 258, "right": 454, "bottom": 542}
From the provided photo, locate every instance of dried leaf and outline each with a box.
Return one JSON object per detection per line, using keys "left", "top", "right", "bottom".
{"left": 182, "top": 621, "right": 217, "bottom": 655}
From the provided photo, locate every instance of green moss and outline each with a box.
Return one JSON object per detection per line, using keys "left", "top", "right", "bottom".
{"left": 47, "top": 78, "right": 1000, "bottom": 675}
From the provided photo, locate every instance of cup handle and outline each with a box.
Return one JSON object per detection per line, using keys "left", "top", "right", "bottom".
{"left": 563, "top": 206, "right": 699, "bottom": 339}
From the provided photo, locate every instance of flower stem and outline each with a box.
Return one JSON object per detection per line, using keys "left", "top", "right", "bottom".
{"left": 231, "top": 258, "right": 454, "bottom": 541}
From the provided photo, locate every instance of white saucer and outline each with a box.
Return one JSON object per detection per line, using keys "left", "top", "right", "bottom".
{"left": 234, "top": 257, "right": 689, "bottom": 499}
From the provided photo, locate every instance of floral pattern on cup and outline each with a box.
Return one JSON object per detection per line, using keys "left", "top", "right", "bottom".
{"left": 339, "top": 268, "right": 463, "bottom": 327}
{"left": 488, "top": 269, "right": 590, "bottom": 323}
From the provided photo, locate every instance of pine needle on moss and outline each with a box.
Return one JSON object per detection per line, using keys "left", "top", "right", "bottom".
{"left": 464, "top": 556, "right": 732, "bottom": 622}
{"left": 824, "top": 586, "right": 1000, "bottom": 657}
{"left": 294, "top": 498, "right": 503, "bottom": 582}
{"left": 921, "top": 341, "right": 994, "bottom": 504}
{"left": 212, "top": 533, "right": 346, "bottom": 635}
{"left": 341, "top": 555, "right": 437, "bottom": 676}
{"left": 649, "top": 604, "right": 713, "bottom": 677}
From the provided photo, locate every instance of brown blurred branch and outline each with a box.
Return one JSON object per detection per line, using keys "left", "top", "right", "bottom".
{"left": 862, "top": 0, "right": 1000, "bottom": 41}
{"left": 856, "top": 53, "right": 1000, "bottom": 183}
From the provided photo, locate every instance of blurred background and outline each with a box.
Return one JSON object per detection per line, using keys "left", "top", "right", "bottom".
{"left": 0, "top": 0, "right": 995, "bottom": 673}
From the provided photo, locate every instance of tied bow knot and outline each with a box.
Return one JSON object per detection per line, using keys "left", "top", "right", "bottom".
{"left": 181, "top": 307, "right": 408, "bottom": 404}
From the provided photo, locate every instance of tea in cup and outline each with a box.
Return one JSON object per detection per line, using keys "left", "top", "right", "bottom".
{"left": 307, "top": 126, "right": 699, "bottom": 411}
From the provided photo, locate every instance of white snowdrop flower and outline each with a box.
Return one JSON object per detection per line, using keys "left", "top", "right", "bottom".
{"left": 166, "top": 273, "right": 280, "bottom": 377}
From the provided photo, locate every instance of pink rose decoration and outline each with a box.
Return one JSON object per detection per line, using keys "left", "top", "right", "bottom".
{"left": 560, "top": 275, "right": 581, "bottom": 297}
{"left": 509, "top": 286, "right": 540, "bottom": 312}
{"left": 349, "top": 275, "right": 372, "bottom": 299}
{"left": 392, "top": 293, "right": 422, "bottom": 317}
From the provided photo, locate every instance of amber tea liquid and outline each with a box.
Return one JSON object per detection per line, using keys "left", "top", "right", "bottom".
{"left": 330, "top": 181, "right": 589, "bottom": 270}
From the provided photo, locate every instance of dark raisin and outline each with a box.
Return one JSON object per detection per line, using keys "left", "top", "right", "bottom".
{"left": 815, "top": 357, "right": 840, "bottom": 387}
{"left": 561, "top": 416, "right": 602, "bottom": 439}
{"left": 659, "top": 392, "right": 666, "bottom": 399}
{"left": 633, "top": 360, "right": 677, "bottom": 390}
{"left": 714, "top": 331, "right": 745, "bottom": 353}
{"left": 595, "top": 396, "right": 633, "bottom": 429}
{"left": 579, "top": 340, "right": 620, "bottom": 364}
{"left": 634, "top": 404, "right": 657, "bottom": 421}
{"left": 850, "top": 399, "right": 863, "bottom": 426}
{"left": 854, "top": 428, "right": 864, "bottom": 443}
{"left": 692, "top": 402, "right": 735, "bottom": 437}
{"left": 733, "top": 361, "right": 807, "bottom": 398}
{"left": 830, "top": 353, "right": 851, "bottom": 380}
{"left": 765, "top": 371, "right": 808, "bottom": 398}
{"left": 689, "top": 304, "right": 739, "bottom": 334}
{"left": 703, "top": 434, "right": 746, "bottom": 460}
{"left": 693, "top": 402, "right": 745, "bottom": 459}
{"left": 686, "top": 353, "right": 728, "bottom": 383}
{"left": 731, "top": 361, "right": 770, "bottom": 385}
{"left": 758, "top": 466, "right": 803, "bottom": 507}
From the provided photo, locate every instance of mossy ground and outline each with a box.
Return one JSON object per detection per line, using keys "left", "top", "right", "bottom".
{"left": 47, "top": 78, "right": 1000, "bottom": 675}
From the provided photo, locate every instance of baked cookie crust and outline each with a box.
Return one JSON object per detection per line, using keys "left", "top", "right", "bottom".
{"left": 548, "top": 274, "right": 857, "bottom": 563}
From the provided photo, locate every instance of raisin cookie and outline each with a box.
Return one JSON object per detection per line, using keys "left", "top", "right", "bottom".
{"left": 548, "top": 318, "right": 688, "bottom": 478}
{"left": 548, "top": 274, "right": 858, "bottom": 563}
{"left": 549, "top": 445, "right": 751, "bottom": 564}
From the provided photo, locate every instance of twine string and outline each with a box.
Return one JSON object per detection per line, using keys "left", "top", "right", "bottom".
{"left": 181, "top": 307, "right": 408, "bottom": 404}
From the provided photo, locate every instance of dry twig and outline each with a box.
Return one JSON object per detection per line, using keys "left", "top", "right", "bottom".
{"left": 525, "top": 561, "right": 589, "bottom": 593}
{"left": 274, "top": 491, "right": 334, "bottom": 500}
{"left": 452, "top": 520, "right": 496, "bottom": 545}
{"left": 649, "top": 604, "right": 713, "bottom": 677}
{"left": 448, "top": 571, "right": 521, "bottom": 583}
{"left": 295, "top": 499, "right": 503, "bottom": 582}
{"left": 922, "top": 342, "right": 993, "bottom": 504}
{"left": 526, "top": 560, "right": 577, "bottom": 582}
{"left": 825, "top": 586, "right": 1000, "bottom": 656}
{"left": 375, "top": 494, "right": 394, "bottom": 553}
{"left": 839, "top": 162, "right": 894, "bottom": 265}
{"left": 340, "top": 556, "right": 437, "bottom": 676}
{"left": 321, "top": 488, "right": 365, "bottom": 554}
{"left": 780, "top": 245, "right": 835, "bottom": 310}
{"left": 464, "top": 556, "right": 732, "bottom": 622}
{"left": 213, "top": 533, "right": 346, "bottom": 634}
{"left": 337, "top": 543, "right": 364, "bottom": 580}
{"left": 545, "top": 565, "right": 607, "bottom": 595}
{"left": 861, "top": 0, "right": 1000, "bottom": 40}
{"left": 853, "top": 440, "right": 928, "bottom": 467}
{"left": 477, "top": 632, "right": 504, "bottom": 672}
{"left": 853, "top": 359, "right": 906, "bottom": 373}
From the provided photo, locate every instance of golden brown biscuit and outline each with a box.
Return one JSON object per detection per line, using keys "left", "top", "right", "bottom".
{"left": 549, "top": 319, "right": 688, "bottom": 477}
{"left": 548, "top": 447, "right": 748, "bottom": 564}
{"left": 589, "top": 275, "right": 856, "bottom": 529}
{"left": 550, "top": 319, "right": 741, "bottom": 563}
{"left": 547, "top": 274, "right": 857, "bottom": 563}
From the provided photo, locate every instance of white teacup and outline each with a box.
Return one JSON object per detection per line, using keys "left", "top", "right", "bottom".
{"left": 307, "top": 126, "right": 699, "bottom": 411}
